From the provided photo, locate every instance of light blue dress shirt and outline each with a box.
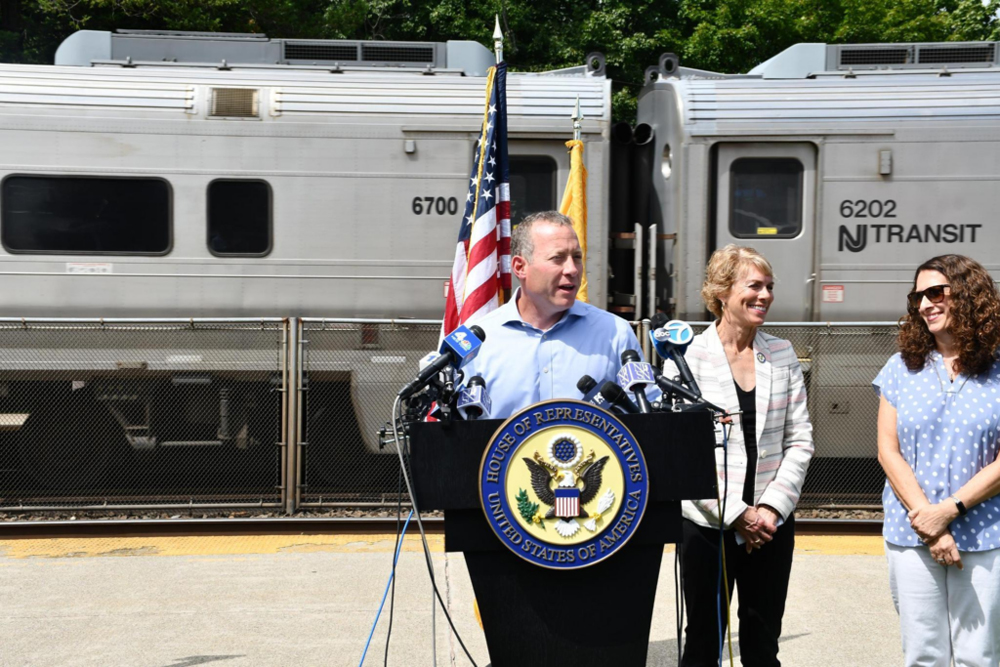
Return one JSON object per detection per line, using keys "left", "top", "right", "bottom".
{"left": 874, "top": 351, "right": 1000, "bottom": 551}
{"left": 461, "top": 289, "right": 651, "bottom": 418}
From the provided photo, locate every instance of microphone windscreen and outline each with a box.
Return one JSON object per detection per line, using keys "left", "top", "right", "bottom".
{"left": 577, "top": 375, "right": 597, "bottom": 394}
{"left": 600, "top": 381, "right": 628, "bottom": 402}
{"left": 649, "top": 312, "right": 669, "bottom": 329}
{"left": 620, "top": 349, "right": 641, "bottom": 364}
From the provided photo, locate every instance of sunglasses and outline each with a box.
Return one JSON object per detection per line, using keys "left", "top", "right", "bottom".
{"left": 907, "top": 284, "right": 950, "bottom": 310}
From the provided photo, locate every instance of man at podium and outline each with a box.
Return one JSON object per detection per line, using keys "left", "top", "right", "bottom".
{"left": 462, "top": 211, "right": 650, "bottom": 418}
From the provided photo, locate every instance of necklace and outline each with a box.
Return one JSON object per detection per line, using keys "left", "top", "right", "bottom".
{"left": 932, "top": 354, "right": 969, "bottom": 398}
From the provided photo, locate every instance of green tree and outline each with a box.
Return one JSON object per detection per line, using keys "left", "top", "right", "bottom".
{"left": 3, "top": 0, "right": 1000, "bottom": 120}
{"left": 681, "top": 0, "right": 1000, "bottom": 74}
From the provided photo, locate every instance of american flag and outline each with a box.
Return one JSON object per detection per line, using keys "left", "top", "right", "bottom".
{"left": 443, "top": 62, "right": 511, "bottom": 332}
{"left": 555, "top": 488, "right": 581, "bottom": 519}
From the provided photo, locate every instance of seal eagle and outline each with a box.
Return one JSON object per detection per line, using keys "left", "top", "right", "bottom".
{"left": 523, "top": 452, "right": 608, "bottom": 519}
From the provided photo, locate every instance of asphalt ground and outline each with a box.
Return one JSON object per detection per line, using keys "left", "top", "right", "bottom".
{"left": 0, "top": 532, "right": 901, "bottom": 667}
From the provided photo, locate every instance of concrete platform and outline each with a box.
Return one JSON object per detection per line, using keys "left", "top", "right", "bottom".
{"left": 0, "top": 531, "right": 900, "bottom": 666}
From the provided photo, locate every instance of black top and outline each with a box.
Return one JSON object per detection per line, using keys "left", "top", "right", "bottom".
{"left": 735, "top": 384, "right": 758, "bottom": 507}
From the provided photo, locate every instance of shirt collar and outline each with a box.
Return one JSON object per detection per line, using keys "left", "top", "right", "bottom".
{"left": 499, "top": 288, "right": 586, "bottom": 332}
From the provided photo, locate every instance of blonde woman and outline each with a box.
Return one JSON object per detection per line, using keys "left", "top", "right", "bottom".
{"left": 664, "top": 244, "right": 814, "bottom": 667}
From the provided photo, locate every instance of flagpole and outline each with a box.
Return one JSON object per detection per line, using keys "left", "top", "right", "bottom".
{"left": 493, "top": 15, "right": 503, "bottom": 64}
{"left": 572, "top": 95, "right": 582, "bottom": 141}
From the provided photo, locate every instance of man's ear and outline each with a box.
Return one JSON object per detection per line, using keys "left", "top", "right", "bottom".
{"left": 511, "top": 255, "right": 528, "bottom": 280}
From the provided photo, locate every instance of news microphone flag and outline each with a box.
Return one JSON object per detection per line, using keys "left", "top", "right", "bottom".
{"left": 443, "top": 62, "right": 511, "bottom": 332}
{"left": 617, "top": 359, "right": 657, "bottom": 393}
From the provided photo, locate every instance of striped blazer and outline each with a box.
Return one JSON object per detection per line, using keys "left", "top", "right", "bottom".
{"left": 663, "top": 322, "right": 814, "bottom": 528}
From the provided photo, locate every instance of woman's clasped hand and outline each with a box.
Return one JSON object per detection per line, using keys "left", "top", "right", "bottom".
{"left": 734, "top": 505, "right": 779, "bottom": 552}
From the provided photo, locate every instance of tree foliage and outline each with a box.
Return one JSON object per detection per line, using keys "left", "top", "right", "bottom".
{"left": 2, "top": 0, "right": 999, "bottom": 121}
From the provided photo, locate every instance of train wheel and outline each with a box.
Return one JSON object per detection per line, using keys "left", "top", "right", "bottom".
{"left": 15, "top": 393, "right": 114, "bottom": 491}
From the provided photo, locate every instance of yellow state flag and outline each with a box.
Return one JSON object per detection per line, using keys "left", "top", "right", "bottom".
{"left": 559, "top": 139, "right": 588, "bottom": 303}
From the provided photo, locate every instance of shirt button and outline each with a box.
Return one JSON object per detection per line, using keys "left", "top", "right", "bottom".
{"left": 543, "top": 367, "right": 549, "bottom": 373}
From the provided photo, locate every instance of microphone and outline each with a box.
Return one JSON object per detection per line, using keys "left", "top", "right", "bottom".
{"left": 417, "top": 351, "right": 441, "bottom": 372}
{"left": 398, "top": 324, "right": 486, "bottom": 398}
{"left": 617, "top": 350, "right": 654, "bottom": 413}
{"left": 650, "top": 319, "right": 701, "bottom": 399}
{"left": 653, "top": 372, "right": 726, "bottom": 413}
{"left": 457, "top": 376, "right": 492, "bottom": 420}
{"left": 598, "top": 381, "right": 640, "bottom": 414}
{"left": 577, "top": 375, "right": 607, "bottom": 407}
{"left": 579, "top": 375, "right": 629, "bottom": 412}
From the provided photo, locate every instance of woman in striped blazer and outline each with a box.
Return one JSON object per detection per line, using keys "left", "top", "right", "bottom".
{"left": 667, "top": 245, "right": 814, "bottom": 667}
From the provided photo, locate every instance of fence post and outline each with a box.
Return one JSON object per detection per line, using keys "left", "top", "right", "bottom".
{"left": 640, "top": 318, "right": 652, "bottom": 361}
{"left": 283, "top": 318, "right": 301, "bottom": 514}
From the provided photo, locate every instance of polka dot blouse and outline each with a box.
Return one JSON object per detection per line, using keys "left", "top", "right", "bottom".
{"left": 873, "top": 352, "right": 1000, "bottom": 551}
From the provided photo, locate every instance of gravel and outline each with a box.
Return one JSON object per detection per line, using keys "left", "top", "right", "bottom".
{"left": 0, "top": 507, "right": 874, "bottom": 522}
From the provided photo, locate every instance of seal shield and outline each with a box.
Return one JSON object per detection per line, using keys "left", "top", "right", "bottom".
{"left": 479, "top": 399, "right": 650, "bottom": 569}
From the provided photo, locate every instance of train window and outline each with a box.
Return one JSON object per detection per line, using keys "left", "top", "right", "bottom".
{"left": 729, "top": 158, "right": 803, "bottom": 239}
{"left": 508, "top": 156, "right": 557, "bottom": 226}
{"left": 1, "top": 176, "right": 171, "bottom": 254}
{"left": 207, "top": 180, "right": 272, "bottom": 256}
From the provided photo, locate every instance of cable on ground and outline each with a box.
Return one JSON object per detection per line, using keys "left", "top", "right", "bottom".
{"left": 359, "top": 510, "right": 413, "bottom": 667}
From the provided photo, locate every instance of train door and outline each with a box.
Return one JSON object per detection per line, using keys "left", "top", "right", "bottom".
{"left": 714, "top": 143, "right": 817, "bottom": 321}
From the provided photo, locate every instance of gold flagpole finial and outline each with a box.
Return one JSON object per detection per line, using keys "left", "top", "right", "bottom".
{"left": 572, "top": 95, "right": 583, "bottom": 142}
{"left": 493, "top": 15, "right": 504, "bottom": 64}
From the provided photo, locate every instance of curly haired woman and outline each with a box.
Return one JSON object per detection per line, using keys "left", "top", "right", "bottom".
{"left": 874, "top": 254, "right": 1000, "bottom": 666}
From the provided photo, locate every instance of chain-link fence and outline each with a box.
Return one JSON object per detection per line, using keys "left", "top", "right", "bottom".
{"left": 0, "top": 317, "right": 898, "bottom": 512}
{"left": 298, "top": 319, "right": 441, "bottom": 508}
{"left": 0, "top": 319, "right": 286, "bottom": 510}
{"left": 297, "top": 319, "right": 898, "bottom": 510}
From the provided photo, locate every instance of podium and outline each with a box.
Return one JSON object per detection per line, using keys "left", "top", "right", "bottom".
{"left": 409, "top": 411, "right": 717, "bottom": 667}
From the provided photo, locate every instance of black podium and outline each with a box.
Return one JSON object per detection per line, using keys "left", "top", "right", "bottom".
{"left": 409, "top": 411, "right": 717, "bottom": 667}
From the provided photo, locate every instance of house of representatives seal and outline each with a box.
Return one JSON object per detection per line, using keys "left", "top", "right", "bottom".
{"left": 478, "top": 399, "right": 650, "bottom": 569}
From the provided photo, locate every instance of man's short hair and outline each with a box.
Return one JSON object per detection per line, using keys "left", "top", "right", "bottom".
{"left": 511, "top": 211, "right": 575, "bottom": 262}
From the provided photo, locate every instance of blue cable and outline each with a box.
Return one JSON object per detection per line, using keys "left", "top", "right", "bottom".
{"left": 359, "top": 509, "right": 414, "bottom": 667}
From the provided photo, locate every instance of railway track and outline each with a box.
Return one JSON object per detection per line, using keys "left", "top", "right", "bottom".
{"left": 0, "top": 516, "right": 880, "bottom": 539}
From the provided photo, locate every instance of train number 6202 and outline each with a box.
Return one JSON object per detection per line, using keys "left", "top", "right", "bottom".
{"left": 412, "top": 196, "right": 460, "bottom": 216}
{"left": 839, "top": 199, "right": 897, "bottom": 218}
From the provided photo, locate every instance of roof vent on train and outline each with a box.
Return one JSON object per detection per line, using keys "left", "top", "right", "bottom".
{"left": 832, "top": 42, "right": 999, "bottom": 69}
{"left": 54, "top": 29, "right": 495, "bottom": 76}
{"left": 210, "top": 88, "right": 259, "bottom": 117}
{"left": 748, "top": 41, "right": 1000, "bottom": 79}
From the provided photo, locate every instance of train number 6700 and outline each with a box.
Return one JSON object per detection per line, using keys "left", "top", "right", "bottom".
{"left": 412, "top": 196, "right": 460, "bottom": 216}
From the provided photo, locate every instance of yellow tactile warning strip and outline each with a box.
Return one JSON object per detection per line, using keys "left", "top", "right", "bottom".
{"left": 0, "top": 534, "right": 884, "bottom": 559}
{"left": 0, "top": 533, "right": 444, "bottom": 559}
{"left": 796, "top": 535, "right": 885, "bottom": 556}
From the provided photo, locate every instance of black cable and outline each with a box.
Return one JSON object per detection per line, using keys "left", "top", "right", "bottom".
{"left": 391, "top": 398, "right": 480, "bottom": 667}
{"left": 383, "top": 458, "right": 404, "bottom": 666}
{"left": 675, "top": 547, "right": 684, "bottom": 666}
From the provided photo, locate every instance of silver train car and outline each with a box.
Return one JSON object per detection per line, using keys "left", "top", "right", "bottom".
{"left": 639, "top": 41, "right": 1000, "bottom": 322}
{"left": 1, "top": 29, "right": 612, "bottom": 318}
{"left": 0, "top": 30, "right": 613, "bottom": 487}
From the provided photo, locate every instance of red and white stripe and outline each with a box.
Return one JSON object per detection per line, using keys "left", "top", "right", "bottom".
{"left": 444, "top": 187, "right": 510, "bottom": 331}
{"left": 555, "top": 495, "right": 579, "bottom": 518}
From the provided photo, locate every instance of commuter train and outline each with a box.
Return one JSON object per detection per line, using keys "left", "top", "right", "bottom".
{"left": 2, "top": 30, "right": 999, "bottom": 493}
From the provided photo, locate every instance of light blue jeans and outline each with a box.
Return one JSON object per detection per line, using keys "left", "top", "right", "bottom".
{"left": 886, "top": 542, "right": 1000, "bottom": 667}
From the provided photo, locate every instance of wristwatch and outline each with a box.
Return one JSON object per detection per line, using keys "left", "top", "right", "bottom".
{"left": 950, "top": 495, "right": 968, "bottom": 517}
